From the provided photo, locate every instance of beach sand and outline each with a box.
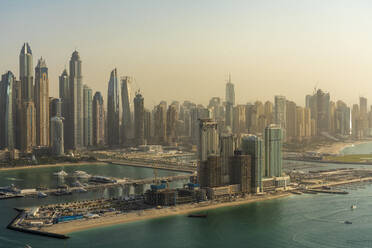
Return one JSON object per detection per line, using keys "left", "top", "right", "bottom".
{"left": 316, "top": 140, "right": 372, "bottom": 155}
{"left": 42, "top": 193, "right": 290, "bottom": 235}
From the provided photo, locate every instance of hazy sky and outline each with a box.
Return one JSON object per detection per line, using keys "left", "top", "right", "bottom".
{"left": 2, "top": 0, "right": 372, "bottom": 108}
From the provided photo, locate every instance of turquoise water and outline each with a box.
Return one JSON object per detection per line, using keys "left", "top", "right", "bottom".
{"left": 2, "top": 146, "right": 372, "bottom": 248}
{"left": 340, "top": 142, "right": 372, "bottom": 155}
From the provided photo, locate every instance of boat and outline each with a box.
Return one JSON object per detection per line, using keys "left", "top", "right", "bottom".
{"left": 188, "top": 213, "right": 207, "bottom": 218}
{"left": 24, "top": 245, "right": 32, "bottom": 248}
{"left": 37, "top": 192, "right": 48, "bottom": 198}
{"left": 351, "top": 204, "right": 357, "bottom": 210}
{"left": 344, "top": 221, "right": 352, "bottom": 224}
{"left": 53, "top": 170, "right": 68, "bottom": 177}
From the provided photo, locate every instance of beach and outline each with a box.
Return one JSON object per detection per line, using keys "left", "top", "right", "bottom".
{"left": 316, "top": 140, "right": 372, "bottom": 155}
{"left": 0, "top": 161, "right": 108, "bottom": 172}
{"left": 41, "top": 193, "right": 290, "bottom": 235}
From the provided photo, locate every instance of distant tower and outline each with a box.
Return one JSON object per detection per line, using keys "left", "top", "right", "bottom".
{"left": 68, "top": 50, "right": 83, "bottom": 149}
{"left": 92, "top": 92, "right": 105, "bottom": 146}
{"left": 107, "top": 69, "right": 120, "bottom": 146}
{"left": 264, "top": 125, "right": 283, "bottom": 177}
{"left": 225, "top": 75, "right": 235, "bottom": 106}
{"left": 134, "top": 91, "right": 145, "bottom": 145}
{"left": 121, "top": 76, "right": 133, "bottom": 144}
{"left": 274, "top": 95, "right": 286, "bottom": 140}
{"left": 20, "top": 43, "right": 36, "bottom": 152}
{"left": 83, "top": 85, "right": 93, "bottom": 147}
{"left": 166, "top": 104, "right": 178, "bottom": 144}
{"left": 50, "top": 116, "right": 64, "bottom": 155}
{"left": 154, "top": 101, "right": 167, "bottom": 144}
{"left": 0, "top": 71, "right": 15, "bottom": 150}
{"left": 34, "top": 57, "right": 49, "bottom": 147}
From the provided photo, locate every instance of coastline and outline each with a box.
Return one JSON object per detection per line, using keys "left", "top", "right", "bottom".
{"left": 41, "top": 193, "right": 290, "bottom": 235}
{"left": 316, "top": 140, "right": 372, "bottom": 155}
{"left": 0, "top": 161, "right": 108, "bottom": 172}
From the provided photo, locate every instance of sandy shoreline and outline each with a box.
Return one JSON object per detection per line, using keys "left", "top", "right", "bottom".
{"left": 0, "top": 161, "right": 108, "bottom": 172}
{"left": 316, "top": 140, "right": 372, "bottom": 155}
{"left": 41, "top": 193, "right": 290, "bottom": 235}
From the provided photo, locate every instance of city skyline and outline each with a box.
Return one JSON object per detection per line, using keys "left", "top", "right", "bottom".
{"left": 3, "top": 1, "right": 372, "bottom": 107}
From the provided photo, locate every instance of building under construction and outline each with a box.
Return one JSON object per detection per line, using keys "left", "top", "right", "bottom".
{"left": 145, "top": 182, "right": 206, "bottom": 206}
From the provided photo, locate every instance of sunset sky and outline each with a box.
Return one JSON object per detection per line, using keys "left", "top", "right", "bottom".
{"left": 2, "top": 0, "right": 372, "bottom": 108}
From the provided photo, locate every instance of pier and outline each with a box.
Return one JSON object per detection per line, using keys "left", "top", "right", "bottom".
{"left": 101, "top": 159, "right": 196, "bottom": 173}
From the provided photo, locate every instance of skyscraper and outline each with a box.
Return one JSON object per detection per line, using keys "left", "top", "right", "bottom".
{"left": 264, "top": 125, "right": 283, "bottom": 177}
{"left": 220, "top": 133, "right": 235, "bottom": 184}
{"left": 20, "top": 43, "right": 36, "bottom": 152}
{"left": 166, "top": 104, "right": 178, "bottom": 143}
{"left": 241, "top": 135, "right": 263, "bottom": 193}
{"left": 50, "top": 116, "right": 64, "bottom": 155}
{"left": 68, "top": 51, "right": 83, "bottom": 149}
{"left": 225, "top": 75, "right": 235, "bottom": 105}
{"left": 134, "top": 91, "right": 145, "bottom": 145}
{"left": 107, "top": 69, "right": 120, "bottom": 146}
{"left": 144, "top": 109, "right": 152, "bottom": 143}
{"left": 59, "top": 69, "right": 69, "bottom": 118}
{"left": 154, "top": 101, "right": 167, "bottom": 144}
{"left": 121, "top": 76, "right": 133, "bottom": 144}
{"left": 92, "top": 92, "right": 105, "bottom": 146}
{"left": 229, "top": 151, "right": 251, "bottom": 193}
{"left": 0, "top": 71, "right": 15, "bottom": 150}
{"left": 34, "top": 57, "right": 49, "bottom": 147}
{"left": 83, "top": 85, "right": 93, "bottom": 147}
{"left": 198, "top": 119, "right": 219, "bottom": 162}
{"left": 274, "top": 95, "right": 286, "bottom": 140}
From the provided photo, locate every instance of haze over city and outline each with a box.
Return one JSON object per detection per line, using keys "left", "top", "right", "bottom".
{"left": 2, "top": 0, "right": 372, "bottom": 107}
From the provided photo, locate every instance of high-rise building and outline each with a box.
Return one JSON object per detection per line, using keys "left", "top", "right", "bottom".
{"left": 50, "top": 116, "right": 64, "bottom": 155}
{"left": 0, "top": 71, "right": 15, "bottom": 150}
{"left": 225, "top": 75, "right": 235, "bottom": 105}
{"left": 240, "top": 135, "right": 263, "bottom": 193}
{"left": 13, "top": 79, "right": 22, "bottom": 150}
{"left": 198, "top": 155, "right": 222, "bottom": 188}
{"left": 134, "top": 91, "right": 145, "bottom": 145}
{"left": 307, "top": 89, "right": 330, "bottom": 135}
{"left": 83, "top": 85, "right": 93, "bottom": 147}
{"left": 20, "top": 43, "right": 36, "bottom": 152}
{"left": 121, "top": 76, "right": 133, "bottom": 144}
{"left": 92, "top": 92, "right": 105, "bottom": 146}
{"left": 144, "top": 109, "right": 152, "bottom": 143}
{"left": 264, "top": 125, "right": 283, "bottom": 177}
{"left": 274, "top": 95, "right": 286, "bottom": 140}
{"left": 229, "top": 151, "right": 251, "bottom": 193}
{"left": 34, "top": 57, "right": 49, "bottom": 147}
{"left": 225, "top": 102, "right": 233, "bottom": 129}
{"left": 107, "top": 69, "right": 120, "bottom": 146}
{"left": 154, "top": 101, "right": 167, "bottom": 144}
{"left": 68, "top": 51, "right": 83, "bottom": 149}
{"left": 198, "top": 119, "right": 219, "bottom": 162}
{"left": 166, "top": 104, "right": 178, "bottom": 143}
{"left": 285, "top": 100, "right": 296, "bottom": 141}
{"left": 49, "top": 98, "right": 62, "bottom": 118}
{"left": 233, "top": 105, "right": 246, "bottom": 134}
{"left": 220, "top": 133, "right": 235, "bottom": 184}
{"left": 59, "top": 69, "right": 69, "bottom": 118}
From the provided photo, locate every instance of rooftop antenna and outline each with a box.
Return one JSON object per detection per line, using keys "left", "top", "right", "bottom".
{"left": 228, "top": 73, "right": 231, "bottom": 83}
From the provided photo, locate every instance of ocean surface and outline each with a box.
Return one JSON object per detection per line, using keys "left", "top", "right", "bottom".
{"left": 1, "top": 143, "right": 372, "bottom": 248}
